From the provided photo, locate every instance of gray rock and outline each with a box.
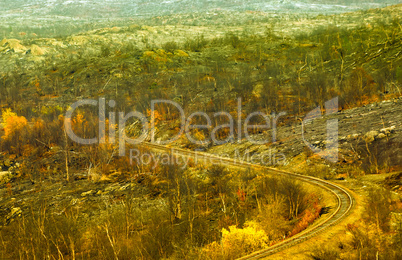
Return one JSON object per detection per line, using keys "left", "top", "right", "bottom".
{"left": 380, "top": 126, "right": 396, "bottom": 135}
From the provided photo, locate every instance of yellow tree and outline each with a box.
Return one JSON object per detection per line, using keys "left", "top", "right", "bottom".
{"left": 1, "top": 108, "right": 29, "bottom": 154}
{"left": 203, "top": 221, "right": 269, "bottom": 259}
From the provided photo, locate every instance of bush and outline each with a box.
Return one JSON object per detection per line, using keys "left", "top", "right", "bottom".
{"left": 203, "top": 221, "right": 269, "bottom": 259}
{"left": 1, "top": 108, "right": 30, "bottom": 154}
{"left": 184, "top": 35, "right": 208, "bottom": 52}
{"left": 162, "top": 41, "right": 178, "bottom": 53}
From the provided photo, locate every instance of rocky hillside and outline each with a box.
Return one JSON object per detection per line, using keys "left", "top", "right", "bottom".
{"left": 207, "top": 97, "right": 402, "bottom": 180}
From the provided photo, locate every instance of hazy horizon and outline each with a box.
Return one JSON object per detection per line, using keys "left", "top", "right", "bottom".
{"left": 0, "top": 0, "right": 399, "bottom": 20}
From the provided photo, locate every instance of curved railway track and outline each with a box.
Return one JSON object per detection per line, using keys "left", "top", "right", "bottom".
{"left": 143, "top": 143, "right": 355, "bottom": 259}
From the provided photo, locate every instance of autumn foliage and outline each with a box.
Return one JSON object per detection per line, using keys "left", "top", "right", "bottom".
{"left": 290, "top": 195, "right": 322, "bottom": 236}
{"left": 1, "top": 109, "right": 29, "bottom": 154}
{"left": 2, "top": 109, "right": 27, "bottom": 138}
{"left": 203, "top": 221, "right": 269, "bottom": 259}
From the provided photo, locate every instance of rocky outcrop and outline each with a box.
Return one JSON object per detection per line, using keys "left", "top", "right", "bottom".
{"left": 364, "top": 130, "right": 379, "bottom": 143}
{"left": 364, "top": 126, "right": 396, "bottom": 143}
{"left": 380, "top": 126, "right": 396, "bottom": 135}
{"left": 0, "top": 39, "right": 46, "bottom": 56}
{"left": 0, "top": 39, "right": 27, "bottom": 54}
{"left": 29, "top": 44, "right": 45, "bottom": 55}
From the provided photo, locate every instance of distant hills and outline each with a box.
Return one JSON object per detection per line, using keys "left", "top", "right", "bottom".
{"left": 0, "top": 0, "right": 399, "bottom": 20}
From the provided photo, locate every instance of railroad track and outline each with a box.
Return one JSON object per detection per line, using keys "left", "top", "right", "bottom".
{"left": 143, "top": 143, "right": 355, "bottom": 259}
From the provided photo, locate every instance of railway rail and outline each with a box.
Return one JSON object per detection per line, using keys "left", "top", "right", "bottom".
{"left": 143, "top": 142, "right": 355, "bottom": 259}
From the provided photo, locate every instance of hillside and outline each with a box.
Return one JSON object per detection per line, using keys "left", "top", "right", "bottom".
{"left": 0, "top": 3, "right": 401, "bottom": 260}
{"left": 0, "top": 0, "right": 399, "bottom": 39}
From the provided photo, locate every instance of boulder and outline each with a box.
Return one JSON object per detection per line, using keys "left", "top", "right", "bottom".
{"left": 0, "top": 39, "right": 27, "bottom": 53}
{"left": 30, "top": 44, "right": 45, "bottom": 55}
{"left": 377, "top": 133, "right": 387, "bottom": 139}
{"left": 347, "top": 133, "right": 360, "bottom": 140}
{"left": 380, "top": 126, "right": 396, "bottom": 135}
{"left": 0, "top": 171, "right": 12, "bottom": 185}
{"left": 364, "top": 130, "right": 379, "bottom": 143}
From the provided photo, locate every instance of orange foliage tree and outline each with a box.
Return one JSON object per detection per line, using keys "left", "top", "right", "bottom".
{"left": 1, "top": 108, "right": 30, "bottom": 154}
